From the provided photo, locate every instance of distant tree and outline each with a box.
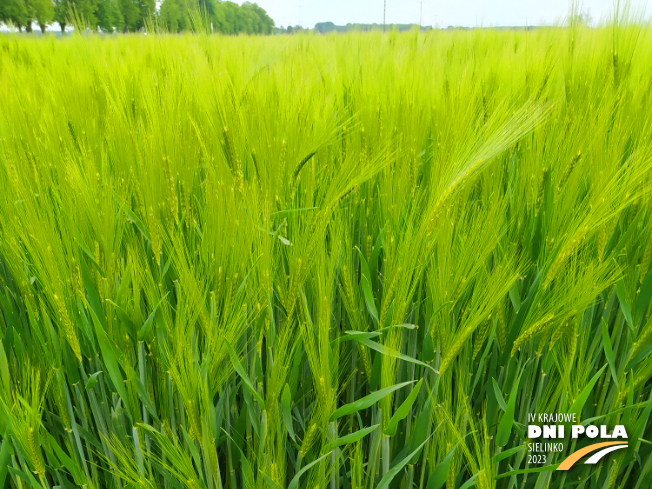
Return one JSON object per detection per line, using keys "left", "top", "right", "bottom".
{"left": 240, "top": 4, "right": 258, "bottom": 32}
{"left": 74, "top": 0, "right": 100, "bottom": 28}
{"left": 569, "top": 10, "right": 592, "bottom": 26}
{"left": 111, "top": 0, "right": 152, "bottom": 32}
{"left": 159, "top": 0, "right": 274, "bottom": 35}
{"left": 2, "top": 0, "right": 275, "bottom": 34}
{"left": 53, "top": 0, "right": 71, "bottom": 33}
{"left": 52, "top": 0, "right": 99, "bottom": 30}
{"left": 25, "top": 0, "right": 34, "bottom": 31}
{"left": 211, "top": 1, "right": 225, "bottom": 32}
{"left": 197, "top": 0, "right": 216, "bottom": 24}
{"left": 242, "top": 2, "right": 273, "bottom": 34}
{"left": 1, "top": 0, "right": 28, "bottom": 31}
{"left": 117, "top": 0, "right": 139, "bottom": 31}
{"left": 214, "top": 1, "right": 238, "bottom": 34}
{"left": 315, "top": 21, "right": 335, "bottom": 33}
{"left": 31, "top": 0, "right": 54, "bottom": 33}
{"left": 138, "top": 0, "right": 154, "bottom": 29}
{"left": 96, "top": 0, "right": 122, "bottom": 32}
{"left": 159, "top": 0, "right": 190, "bottom": 32}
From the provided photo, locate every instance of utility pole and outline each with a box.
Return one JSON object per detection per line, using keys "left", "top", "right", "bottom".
{"left": 420, "top": 1, "right": 423, "bottom": 27}
{"left": 383, "top": 0, "right": 386, "bottom": 31}
{"left": 299, "top": 0, "right": 302, "bottom": 29}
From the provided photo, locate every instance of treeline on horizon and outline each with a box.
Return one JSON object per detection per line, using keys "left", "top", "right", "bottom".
{"left": 312, "top": 21, "right": 433, "bottom": 33}
{"left": 0, "top": 0, "right": 274, "bottom": 35}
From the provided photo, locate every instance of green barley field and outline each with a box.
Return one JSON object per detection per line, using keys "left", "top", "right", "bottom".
{"left": 1, "top": 21, "right": 652, "bottom": 489}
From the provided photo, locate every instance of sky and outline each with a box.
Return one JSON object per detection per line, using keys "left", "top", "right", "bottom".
{"left": 255, "top": 0, "right": 649, "bottom": 29}
{"left": 0, "top": 0, "right": 648, "bottom": 32}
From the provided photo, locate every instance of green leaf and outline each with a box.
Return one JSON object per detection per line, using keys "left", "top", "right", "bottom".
{"left": 459, "top": 471, "right": 483, "bottom": 489}
{"left": 226, "top": 341, "right": 264, "bottom": 407}
{"left": 601, "top": 318, "right": 618, "bottom": 386}
{"left": 509, "top": 283, "right": 521, "bottom": 312}
{"left": 496, "top": 465, "right": 559, "bottom": 479}
{"left": 137, "top": 293, "right": 169, "bottom": 341}
{"left": 323, "top": 424, "right": 379, "bottom": 451}
{"left": 611, "top": 211, "right": 643, "bottom": 257}
{"left": 7, "top": 466, "right": 42, "bottom": 489}
{"left": 357, "top": 247, "right": 379, "bottom": 326}
{"left": 271, "top": 207, "right": 318, "bottom": 219}
{"left": 345, "top": 332, "right": 438, "bottom": 374}
{"left": 626, "top": 343, "right": 652, "bottom": 371}
{"left": 0, "top": 343, "right": 11, "bottom": 401}
{"left": 122, "top": 202, "right": 151, "bottom": 240}
{"left": 330, "top": 381, "right": 414, "bottom": 421}
{"left": 80, "top": 256, "right": 104, "bottom": 329}
{"left": 616, "top": 280, "right": 634, "bottom": 329}
{"left": 376, "top": 437, "right": 429, "bottom": 489}
{"left": 472, "top": 329, "right": 495, "bottom": 393}
{"left": 496, "top": 371, "right": 524, "bottom": 447}
{"left": 88, "top": 306, "right": 132, "bottom": 418}
{"left": 422, "top": 330, "right": 435, "bottom": 362}
{"left": 262, "top": 474, "right": 283, "bottom": 489}
{"left": 426, "top": 443, "right": 457, "bottom": 489}
{"left": 580, "top": 398, "right": 652, "bottom": 425}
{"left": 491, "top": 445, "right": 524, "bottom": 464}
{"left": 181, "top": 425, "right": 203, "bottom": 473}
{"left": 281, "top": 384, "right": 296, "bottom": 442}
{"left": 624, "top": 387, "right": 652, "bottom": 464}
{"left": 370, "top": 350, "right": 382, "bottom": 390}
{"left": 84, "top": 371, "right": 102, "bottom": 390}
{"left": 384, "top": 379, "right": 423, "bottom": 436}
{"left": 288, "top": 452, "right": 331, "bottom": 489}
{"left": 368, "top": 226, "right": 385, "bottom": 279}
{"left": 46, "top": 433, "right": 85, "bottom": 484}
{"left": 407, "top": 403, "right": 433, "bottom": 464}
{"left": 492, "top": 378, "right": 508, "bottom": 412}
{"left": 634, "top": 267, "right": 652, "bottom": 321}
{"left": 568, "top": 364, "right": 607, "bottom": 416}
{"left": 333, "top": 331, "right": 381, "bottom": 346}
{"left": 133, "top": 376, "right": 160, "bottom": 423}
{"left": 0, "top": 436, "right": 13, "bottom": 488}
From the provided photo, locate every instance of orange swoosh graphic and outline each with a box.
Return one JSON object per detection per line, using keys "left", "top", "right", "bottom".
{"left": 557, "top": 442, "right": 627, "bottom": 470}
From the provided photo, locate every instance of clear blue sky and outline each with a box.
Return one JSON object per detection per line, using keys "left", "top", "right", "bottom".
{"left": 255, "top": 0, "right": 648, "bottom": 29}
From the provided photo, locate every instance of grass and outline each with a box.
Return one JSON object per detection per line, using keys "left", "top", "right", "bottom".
{"left": 1, "top": 18, "right": 652, "bottom": 489}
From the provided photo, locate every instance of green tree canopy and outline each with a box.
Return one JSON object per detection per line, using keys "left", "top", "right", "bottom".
{"left": 53, "top": 0, "right": 71, "bottom": 32}
{"left": 95, "top": 0, "right": 122, "bottom": 32}
{"left": 1, "top": 0, "right": 29, "bottom": 31}
{"left": 30, "top": 0, "right": 55, "bottom": 32}
{"left": 2, "top": 0, "right": 274, "bottom": 34}
{"left": 159, "top": 0, "right": 274, "bottom": 35}
{"left": 159, "top": 0, "right": 190, "bottom": 33}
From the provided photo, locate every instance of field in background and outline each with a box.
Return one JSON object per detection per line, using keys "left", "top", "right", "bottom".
{"left": 1, "top": 24, "right": 652, "bottom": 489}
